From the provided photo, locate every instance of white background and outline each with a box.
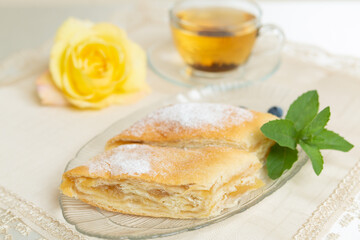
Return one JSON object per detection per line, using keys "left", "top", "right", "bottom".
{"left": 1, "top": 1, "right": 360, "bottom": 60}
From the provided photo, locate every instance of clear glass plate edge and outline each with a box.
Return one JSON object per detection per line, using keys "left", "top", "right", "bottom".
{"left": 59, "top": 83, "right": 309, "bottom": 240}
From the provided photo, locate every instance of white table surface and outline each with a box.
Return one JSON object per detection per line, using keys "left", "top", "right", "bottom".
{"left": 1, "top": 1, "right": 360, "bottom": 60}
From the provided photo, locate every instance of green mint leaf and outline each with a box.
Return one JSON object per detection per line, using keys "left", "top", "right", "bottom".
{"left": 299, "top": 140, "right": 323, "bottom": 175}
{"left": 263, "top": 89, "right": 354, "bottom": 179}
{"left": 301, "top": 107, "right": 330, "bottom": 138}
{"left": 261, "top": 119, "right": 298, "bottom": 149}
{"left": 309, "top": 129, "right": 354, "bottom": 152}
{"left": 266, "top": 143, "right": 298, "bottom": 179}
{"left": 285, "top": 90, "right": 319, "bottom": 131}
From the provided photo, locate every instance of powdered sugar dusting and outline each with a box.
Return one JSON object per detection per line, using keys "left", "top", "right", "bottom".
{"left": 88, "top": 144, "right": 154, "bottom": 176}
{"left": 86, "top": 144, "right": 213, "bottom": 177}
{"left": 128, "top": 103, "right": 253, "bottom": 137}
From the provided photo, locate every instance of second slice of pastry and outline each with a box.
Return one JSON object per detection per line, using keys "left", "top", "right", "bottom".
{"left": 106, "top": 103, "right": 277, "bottom": 160}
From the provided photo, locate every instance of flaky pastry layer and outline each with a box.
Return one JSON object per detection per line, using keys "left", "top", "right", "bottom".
{"left": 106, "top": 104, "right": 277, "bottom": 154}
{"left": 61, "top": 145, "right": 265, "bottom": 218}
{"left": 61, "top": 165, "right": 263, "bottom": 218}
{"left": 61, "top": 103, "right": 277, "bottom": 219}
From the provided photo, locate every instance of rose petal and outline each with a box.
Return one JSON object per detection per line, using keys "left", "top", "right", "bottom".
{"left": 36, "top": 71, "right": 70, "bottom": 106}
{"left": 66, "top": 88, "right": 151, "bottom": 109}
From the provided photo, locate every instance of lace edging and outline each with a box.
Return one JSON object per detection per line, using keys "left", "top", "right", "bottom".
{"left": 0, "top": 186, "right": 87, "bottom": 240}
{"left": 284, "top": 42, "right": 360, "bottom": 77}
{"left": 293, "top": 160, "right": 360, "bottom": 239}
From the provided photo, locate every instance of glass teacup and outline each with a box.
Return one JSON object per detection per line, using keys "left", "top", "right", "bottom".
{"left": 170, "top": 0, "right": 284, "bottom": 79}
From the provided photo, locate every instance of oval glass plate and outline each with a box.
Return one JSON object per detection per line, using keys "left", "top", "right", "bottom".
{"left": 60, "top": 83, "right": 308, "bottom": 240}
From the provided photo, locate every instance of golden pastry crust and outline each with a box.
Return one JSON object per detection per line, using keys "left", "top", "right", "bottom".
{"left": 62, "top": 145, "right": 261, "bottom": 187}
{"left": 61, "top": 103, "right": 277, "bottom": 219}
{"left": 106, "top": 103, "right": 277, "bottom": 156}
{"left": 61, "top": 145, "right": 263, "bottom": 218}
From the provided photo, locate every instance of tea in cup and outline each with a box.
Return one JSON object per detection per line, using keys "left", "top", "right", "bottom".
{"left": 170, "top": 0, "right": 284, "bottom": 78}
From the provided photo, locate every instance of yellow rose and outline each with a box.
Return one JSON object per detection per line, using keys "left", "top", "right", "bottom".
{"left": 48, "top": 18, "right": 149, "bottom": 109}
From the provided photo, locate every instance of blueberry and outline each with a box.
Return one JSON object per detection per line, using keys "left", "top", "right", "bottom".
{"left": 267, "top": 106, "right": 283, "bottom": 118}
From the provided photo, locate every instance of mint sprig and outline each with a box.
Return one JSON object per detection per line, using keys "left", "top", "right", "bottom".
{"left": 261, "top": 90, "right": 354, "bottom": 179}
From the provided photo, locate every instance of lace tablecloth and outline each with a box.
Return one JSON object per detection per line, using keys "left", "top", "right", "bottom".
{"left": 0, "top": 187, "right": 85, "bottom": 240}
{"left": 1, "top": 10, "right": 360, "bottom": 240}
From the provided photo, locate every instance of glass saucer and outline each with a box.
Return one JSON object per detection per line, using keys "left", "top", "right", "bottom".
{"left": 148, "top": 35, "right": 283, "bottom": 87}
{"left": 59, "top": 83, "right": 308, "bottom": 240}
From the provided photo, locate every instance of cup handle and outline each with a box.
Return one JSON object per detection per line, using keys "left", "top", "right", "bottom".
{"left": 255, "top": 24, "right": 285, "bottom": 54}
